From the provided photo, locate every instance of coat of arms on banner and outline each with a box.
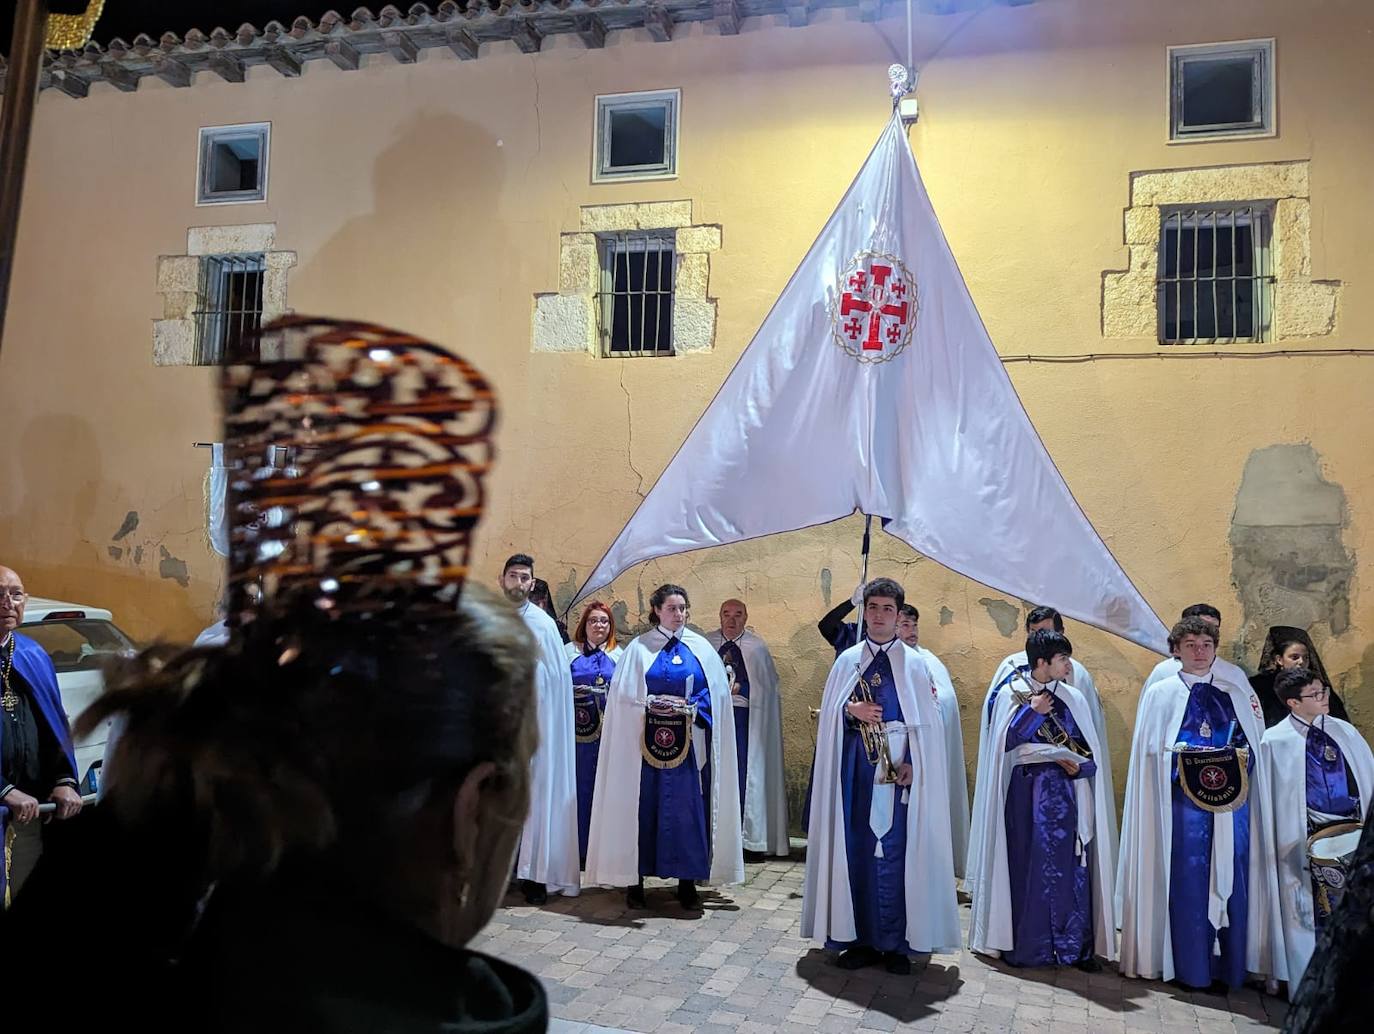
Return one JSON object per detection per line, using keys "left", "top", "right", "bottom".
{"left": 831, "top": 251, "right": 917, "bottom": 363}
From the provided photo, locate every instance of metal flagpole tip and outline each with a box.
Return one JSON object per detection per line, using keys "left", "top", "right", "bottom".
{"left": 888, "top": 64, "right": 912, "bottom": 101}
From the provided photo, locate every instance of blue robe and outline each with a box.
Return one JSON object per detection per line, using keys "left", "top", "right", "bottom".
{"left": 1304, "top": 720, "right": 1361, "bottom": 928}
{"left": 569, "top": 647, "right": 617, "bottom": 869}
{"left": 638, "top": 639, "right": 712, "bottom": 880}
{"left": 826, "top": 647, "right": 912, "bottom": 955}
{"left": 2, "top": 633, "right": 77, "bottom": 903}
{"left": 1002, "top": 693, "right": 1097, "bottom": 967}
{"left": 1168, "top": 679, "right": 1253, "bottom": 989}
{"left": 716, "top": 639, "right": 750, "bottom": 815}
{"left": 986, "top": 665, "right": 1024, "bottom": 727}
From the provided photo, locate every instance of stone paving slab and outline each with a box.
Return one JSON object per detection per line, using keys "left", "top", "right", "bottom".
{"left": 476, "top": 858, "right": 1288, "bottom": 1033}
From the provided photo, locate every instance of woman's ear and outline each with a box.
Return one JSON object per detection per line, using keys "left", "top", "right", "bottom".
{"left": 451, "top": 761, "right": 497, "bottom": 876}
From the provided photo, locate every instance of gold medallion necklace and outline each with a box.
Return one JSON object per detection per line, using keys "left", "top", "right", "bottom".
{"left": 1, "top": 637, "right": 18, "bottom": 713}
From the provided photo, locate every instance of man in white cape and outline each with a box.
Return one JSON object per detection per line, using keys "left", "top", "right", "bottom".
{"left": 1117, "top": 616, "right": 1276, "bottom": 988}
{"left": 706, "top": 599, "right": 789, "bottom": 858}
{"left": 967, "top": 630, "right": 1117, "bottom": 970}
{"left": 1259, "top": 665, "right": 1374, "bottom": 997}
{"left": 802, "top": 578, "right": 960, "bottom": 975}
{"left": 968, "top": 605, "right": 1115, "bottom": 893}
{"left": 896, "top": 603, "right": 969, "bottom": 878}
{"left": 1142, "top": 603, "right": 1250, "bottom": 692}
{"left": 502, "top": 554, "right": 580, "bottom": 904}
{"left": 583, "top": 587, "right": 744, "bottom": 907}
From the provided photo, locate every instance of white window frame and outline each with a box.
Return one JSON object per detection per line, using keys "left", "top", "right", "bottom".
{"left": 592, "top": 90, "right": 680, "bottom": 184}
{"left": 1167, "top": 39, "right": 1275, "bottom": 144}
{"left": 196, "top": 122, "right": 271, "bottom": 206}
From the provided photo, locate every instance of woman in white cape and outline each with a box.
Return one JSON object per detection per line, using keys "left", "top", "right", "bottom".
{"left": 1259, "top": 665, "right": 1374, "bottom": 997}
{"left": 584, "top": 584, "right": 743, "bottom": 909}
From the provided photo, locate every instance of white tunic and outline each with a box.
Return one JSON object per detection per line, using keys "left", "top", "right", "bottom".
{"left": 515, "top": 602, "right": 581, "bottom": 896}
{"left": 706, "top": 628, "right": 790, "bottom": 856}
{"left": 1116, "top": 669, "right": 1276, "bottom": 981}
{"left": 1258, "top": 714, "right": 1374, "bottom": 996}
{"left": 583, "top": 627, "right": 745, "bottom": 888}
{"left": 801, "top": 640, "right": 961, "bottom": 953}
{"left": 914, "top": 645, "right": 970, "bottom": 878}
{"left": 967, "top": 678, "right": 1117, "bottom": 961}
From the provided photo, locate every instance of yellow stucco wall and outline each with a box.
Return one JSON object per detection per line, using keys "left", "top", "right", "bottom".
{"left": 2, "top": 0, "right": 1371, "bottom": 819}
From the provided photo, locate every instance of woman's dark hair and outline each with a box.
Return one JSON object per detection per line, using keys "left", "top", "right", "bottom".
{"left": 1274, "top": 666, "right": 1321, "bottom": 704}
{"left": 863, "top": 578, "right": 905, "bottom": 610}
{"left": 1026, "top": 629, "right": 1073, "bottom": 670}
{"left": 79, "top": 584, "right": 536, "bottom": 885}
{"left": 1025, "top": 606, "right": 1064, "bottom": 632}
{"left": 648, "top": 583, "right": 690, "bottom": 624}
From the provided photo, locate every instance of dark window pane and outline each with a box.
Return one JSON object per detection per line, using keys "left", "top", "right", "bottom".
{"left": 1161, "top": 281, "right": 1179, "bottom": 341}
{"left": 1181, "top": 57, "right": 1256, "bottom": 128}
{"left": 1235, "top": 279, "right": 1255, "bottom": 338}
{"left": 208, "top": 138, "right": 261, "bottom": 193}
{"left": 605, "top": 242, "right": 673, "bottom": 354}
{"left": 608, "top": 108, "right": 667, "bottom": 169}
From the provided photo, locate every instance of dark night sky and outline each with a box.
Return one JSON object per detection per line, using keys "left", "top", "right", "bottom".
{"left": 2, "top": 2, "right": 349, "bottom": 57}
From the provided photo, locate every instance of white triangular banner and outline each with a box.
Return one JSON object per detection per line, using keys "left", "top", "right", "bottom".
{"left": 576, "top": 114, "right": 1167, "bottom": 653}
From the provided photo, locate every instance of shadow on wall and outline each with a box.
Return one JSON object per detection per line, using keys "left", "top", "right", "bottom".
{"left": 0, "top": 414, "right": 200, "bottom": 634}
{"left": 289, "top": 113, "right": 512, "bottom": 350}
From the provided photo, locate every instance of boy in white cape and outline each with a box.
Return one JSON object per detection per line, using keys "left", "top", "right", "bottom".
{"left": 801, "top": 578, "right": 960, "bottom": 975}
{"left": 1259, "top": 665, "right": 1373, "bottom": 997}
{"left": 967, "top": 630, "right": 1116, "bottom": 970}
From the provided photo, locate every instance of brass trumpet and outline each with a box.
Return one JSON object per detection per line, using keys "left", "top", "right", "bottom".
{"left": 850, "top": 670, "right": 899, "bottom": 784}
{"left": 1009, "top": 674, "right": 1090, "bottom": 758}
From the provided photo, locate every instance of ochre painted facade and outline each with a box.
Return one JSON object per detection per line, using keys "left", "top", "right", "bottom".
{"left": 3, "top": 0, "right": 1371, "bottom": 820}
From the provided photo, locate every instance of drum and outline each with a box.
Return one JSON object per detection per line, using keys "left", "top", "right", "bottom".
{"left": 1307, "top": 821, "right": 1365, "bottom": 919}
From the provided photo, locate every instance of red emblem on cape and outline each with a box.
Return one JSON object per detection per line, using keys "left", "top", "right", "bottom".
{"left": 654, "top": 727, "right": 677, "bottom": 749}
{"left": 1199, "top": 765, "right": 1228, "bottom": 791}
{"left": 831, "top": 251, "right": 917, "bottom": 363}
{"left": 1250, "top": 694, "right": 1263, "bottom": 719}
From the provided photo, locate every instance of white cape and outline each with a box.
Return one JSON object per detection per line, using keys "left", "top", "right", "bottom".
{"left": 515, "top": 602, "right": 581, "bottom": 896}
{"left": 706, "top": 628, "right": 790, "bottom": 856}
{"left": 1259, "top": 715, "right": 1374, "bottom": 996}
{"left": 1116, "top": 671, "right": 1276, "bottom": 980}
{"left": 801, "top": 641, "right": 961, "bottom": 953}
{"left": 967, "top": 653, "right": 1116, "bottom": 890}
{"left": 583, "top": 627, "right": 745, "bottom": 888}
{"left": 916, "top": 645, "right": 970, "bottom": 877}
{"left": 967, "top": 682, "right": 1118, "bottom": 961}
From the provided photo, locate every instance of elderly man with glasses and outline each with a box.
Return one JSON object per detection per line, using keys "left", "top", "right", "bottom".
{"left": 1, "top": 565, "right": 82, "bottom": 903}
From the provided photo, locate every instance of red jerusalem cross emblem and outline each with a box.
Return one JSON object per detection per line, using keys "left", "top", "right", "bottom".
{"left": 654, "top": 727, "right": 677, "bottom": 749}
{"left": 831, "top": 251, "right": 918, "bottom": 363}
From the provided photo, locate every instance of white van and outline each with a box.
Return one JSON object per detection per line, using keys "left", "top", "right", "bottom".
{"left": 18, "top": 597, "right": 137, "bottom": 791}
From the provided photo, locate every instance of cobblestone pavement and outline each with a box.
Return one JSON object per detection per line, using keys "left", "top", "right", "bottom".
{"left": 475, "top": 857, "right": 1289, "bottom": 1034}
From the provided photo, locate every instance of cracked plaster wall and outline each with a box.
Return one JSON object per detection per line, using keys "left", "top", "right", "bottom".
{"left": 3, "top": 0, "right": 1374, "bottom": 819}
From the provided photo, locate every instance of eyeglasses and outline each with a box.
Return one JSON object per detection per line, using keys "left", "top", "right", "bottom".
{"left": 0, "top": 589, "right": 27, "bottom": 603}
{"left": 1300, "top": 687, "right": 1331, "bottom": 700}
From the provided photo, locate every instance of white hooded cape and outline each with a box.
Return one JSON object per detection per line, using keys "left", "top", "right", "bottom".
{"left": 915, "top": 645, "right": 970, "bottom": 878}
{"left": 583, "top": 627, "right": 745, "bottom": 888}
{"left": 967, "top": 681, "right": 1118, "bottom": 961}
{"left": 706, "top": 628, "right": 790, "bottom": 856}
{"left": 1259, "top": 714, "right": 1374, "bottom": 996}
{"left": 801, "top": 640, "right": 961, "bottom": 953}
{"left": 515, "top": 602, "right": 581, "bottom": 896}
{"left": 1116, "top": 671, "right": 1276, "bottom": 981}
{"left": 967, "top": 653, "right": 1116, "bottom": 890}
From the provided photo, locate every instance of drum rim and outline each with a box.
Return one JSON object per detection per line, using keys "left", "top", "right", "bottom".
{"left": 1306, "top": 819, "right": 1364, "bottom": 863}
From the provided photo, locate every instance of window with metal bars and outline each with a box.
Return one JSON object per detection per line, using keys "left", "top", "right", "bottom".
{"left": 1157, "top": 207, "right": 1273, "bottom": 344}
{"left": 193, "top": 254, "right": 266, "bottom": 365}
{"left": 596, "top": 233, "right": 675, "bottom": 357}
